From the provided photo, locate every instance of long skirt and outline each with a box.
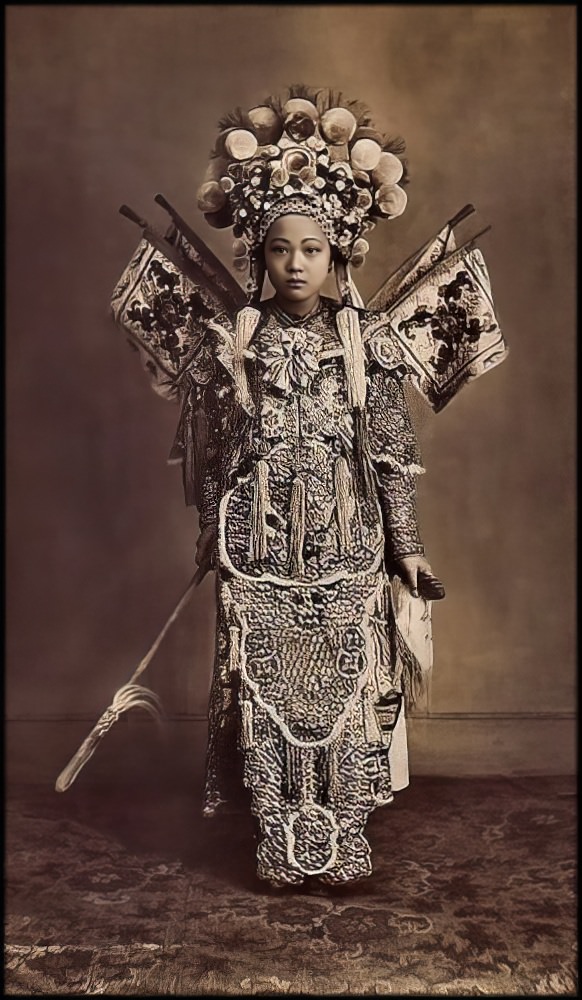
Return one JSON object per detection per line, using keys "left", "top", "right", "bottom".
{"left": 202, "top": 563, "right": 422, "bottom": 886}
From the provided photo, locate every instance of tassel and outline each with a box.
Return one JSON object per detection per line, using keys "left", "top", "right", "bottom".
{"left": 315, "top": 746, "right": 337, "bottom": 806}
{"left": 302, "top": 747, "right": 316, "bottom": 805}
{"left": 336, "top": 307, "right": 367, "bottom": 410}
{"left": 284, "top": 743, "right": 302, "bottom": 803}
{"left": 362, "top": 693, "right": 383, "bottom": 743}
{"left": 228, "top": 626, "right": 240, "bottom": 674}
{"left": 241, "top": 699, "right": 254, "bottom": 749}
{"left": 284, "top": 745, "right": 318, "bottom": 805}
{"left": 352, "top": 405, "right": 375, "bottom": 499}
{"left": 334, "top": 456, "right": 355, "bottom": 548}
{"left": 336, "top": 306, "right": 374, "bottom": 498}
{"left": 324, "top": 742, "right": 339, "bottom": 807}
{"left": 249, "top": 460, "right": 272, "bottom": 561}
{"left": 288, "top": 476, "right": 306, "bottom": 576}
{"left": 234, "top": 307, "right": 261, "bottom": 414}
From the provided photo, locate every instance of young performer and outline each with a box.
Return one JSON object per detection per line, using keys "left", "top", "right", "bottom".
{"left": 110, "top": 86, "right": 507, "bottom": 887}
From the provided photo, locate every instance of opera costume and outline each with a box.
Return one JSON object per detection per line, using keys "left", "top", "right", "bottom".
{"left": 108, "top": 87, "right": 507, "bottom": 886}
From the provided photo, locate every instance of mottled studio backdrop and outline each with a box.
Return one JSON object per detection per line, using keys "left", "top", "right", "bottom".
{"left": 6, "top": 7, "right": 575, "bottom": 772}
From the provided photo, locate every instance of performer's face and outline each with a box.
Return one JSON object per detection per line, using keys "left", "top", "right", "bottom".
{"left": 264, "top": 215, "right": 331, "bottom": 312}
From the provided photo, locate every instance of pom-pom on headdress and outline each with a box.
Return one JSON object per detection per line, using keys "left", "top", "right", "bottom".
{"left": 196, "top": 85, "right": 409, "bottom": 299}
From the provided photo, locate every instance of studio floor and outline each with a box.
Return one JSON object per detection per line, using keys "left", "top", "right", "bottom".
{"left": 4, "top": 770, "right": 577, "bottom": 996}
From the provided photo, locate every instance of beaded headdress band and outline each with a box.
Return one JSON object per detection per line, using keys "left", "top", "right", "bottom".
{"left": 196, "top": 86, "right": 409, "bottom": 299}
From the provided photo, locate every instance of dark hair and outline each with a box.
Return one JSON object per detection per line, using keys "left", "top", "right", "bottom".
{"left": 330, "top": 245, "right": 343, "bottom": 266}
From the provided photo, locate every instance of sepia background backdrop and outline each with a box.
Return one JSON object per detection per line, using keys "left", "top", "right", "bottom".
{"left": 7, "top": 5, "right": 575, "bottom": 785}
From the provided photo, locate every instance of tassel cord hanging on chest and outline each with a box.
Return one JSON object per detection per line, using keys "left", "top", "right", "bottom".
{"left": 288, "top": 476, "right": 306, "bottom": 577}
{"left": 336, "top": 307, "right": 375, "bottom": 498}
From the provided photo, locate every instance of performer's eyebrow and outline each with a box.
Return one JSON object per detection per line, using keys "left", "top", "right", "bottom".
{"left": 268, "top": 237, "right": 324, "bottom": 245}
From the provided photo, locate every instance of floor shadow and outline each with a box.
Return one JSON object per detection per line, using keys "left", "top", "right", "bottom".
{"left": 9, "top": 771, "right": 577, "bottom": 898}
{"left": 19, "top": 757, "right": 275, "bottom": 893}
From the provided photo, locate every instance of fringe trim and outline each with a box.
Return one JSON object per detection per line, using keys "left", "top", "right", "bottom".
{"left": 333, "top": 456, "right": 354, "bottom": 548}
{"left": 385, "top": 584, "right": 430, "bottom": 711}
{"left": 395, "top": 626, "right": 428, "bottom": 711}
{"left": 288, "top": 477, "right": 306, "bottom": 576}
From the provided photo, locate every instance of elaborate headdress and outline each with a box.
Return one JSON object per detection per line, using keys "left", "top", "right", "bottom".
{"left": 196, "top": 85, "right": 409, "bottom": 303}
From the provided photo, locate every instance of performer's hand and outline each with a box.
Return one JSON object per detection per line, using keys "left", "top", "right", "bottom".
{"left": 395, "top": 554, "right": 445, "bottom": 600}
{"left": 196, "top": 524, "right": 218, "bottom": 571}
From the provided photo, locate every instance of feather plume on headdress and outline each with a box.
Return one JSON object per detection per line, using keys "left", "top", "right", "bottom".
{"left": 216, "top": 107, "right": 253, "bottom": 135}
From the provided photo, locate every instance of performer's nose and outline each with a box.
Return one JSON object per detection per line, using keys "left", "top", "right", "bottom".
{"left": 287, "top": 251, "right": 303, "bottom": 273}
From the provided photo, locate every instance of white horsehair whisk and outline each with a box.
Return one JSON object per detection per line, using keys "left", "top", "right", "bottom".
{"left": 55, "top": 564, "right": 209, "bottom": 793}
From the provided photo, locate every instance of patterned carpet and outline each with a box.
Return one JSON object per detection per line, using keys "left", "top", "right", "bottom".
{"left": 5, "top": 775, "right": 577, "bottom": 995}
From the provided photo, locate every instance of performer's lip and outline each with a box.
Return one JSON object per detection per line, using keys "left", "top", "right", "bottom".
{"left": 287, "top": 279, "right": 306, "bottom": 287}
